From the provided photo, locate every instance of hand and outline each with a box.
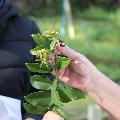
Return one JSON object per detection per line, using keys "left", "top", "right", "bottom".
{"left": 51, "top": 42, "right": 102, "bottom": 92}
{"left": 42, "top": 111, "right": 64, "bottom": 120}
{"left": 50, "top": 42, "right": 120, "bottom": 120}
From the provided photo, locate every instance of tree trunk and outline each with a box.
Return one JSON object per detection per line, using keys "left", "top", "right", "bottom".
{"left": 63, "top": 0, "right": 75, "bottom": 39}
{"left": 46, "top": 0, "right": 52, "bottom": 16}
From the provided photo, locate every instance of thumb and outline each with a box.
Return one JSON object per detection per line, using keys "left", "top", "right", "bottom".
{"left": 42, "top": 111, "right": 64, "bottom": 120}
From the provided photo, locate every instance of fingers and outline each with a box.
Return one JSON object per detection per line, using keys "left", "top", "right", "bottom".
{"left": 48, "top": 54, "right": 55, "bottom": 65}
{"left": 48, "top": 41, "right": 84, "bottom": 64}
{"left": 48, "top": 49, "right": 61, "bottom": 64}
{"left": 55, "top": 42, "right": 81, "bottom": 61}
{"left": 51, "top": 69, "right": 68, "bottom": 83}
{"left": 42, "top": 111, "right": 64, "bottom": 120}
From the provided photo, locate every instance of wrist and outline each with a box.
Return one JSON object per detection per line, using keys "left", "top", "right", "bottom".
{"left": 84, "top": 71, "right": 104, "bottom": 93}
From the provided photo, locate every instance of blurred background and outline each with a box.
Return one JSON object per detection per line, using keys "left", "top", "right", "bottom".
{"left": 10, "top": 0, "right": 120, "bottom": 119}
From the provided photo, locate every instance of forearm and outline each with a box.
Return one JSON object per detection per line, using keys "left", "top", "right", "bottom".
{"left": 86, "top": 72, "right": 120, "bottom": 120}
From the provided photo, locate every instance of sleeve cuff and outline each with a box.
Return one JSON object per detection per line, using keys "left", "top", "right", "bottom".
{"left": 24, "top": 113, "right": 43, "bottom": 120}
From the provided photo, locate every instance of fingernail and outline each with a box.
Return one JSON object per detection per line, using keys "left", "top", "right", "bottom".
{"left": 60, "top": 43, "right": 65, "bottom": 47}
{"left": 59, "top": 41, "right": 65, "bottom": 47}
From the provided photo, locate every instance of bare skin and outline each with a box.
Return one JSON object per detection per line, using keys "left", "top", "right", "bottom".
{"left": 42, "top": 43, "right": 120, "bottom": 120}
{"left": 42, "top": 111, "right": 64, "bottom": 120}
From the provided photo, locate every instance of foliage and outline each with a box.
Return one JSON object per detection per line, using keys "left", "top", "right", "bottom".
{"left": 11, "top": 0, "right": 120, "bottom": 16}
{"left": 24, "top": 30, "right": 85, "bottom": 119}
{"left": 31, "top": 15, "right": 120, "bottom": 81}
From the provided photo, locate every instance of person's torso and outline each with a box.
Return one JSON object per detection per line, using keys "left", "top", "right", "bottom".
{"left": 0, "top": 16, "right": 36, "bottom": 100}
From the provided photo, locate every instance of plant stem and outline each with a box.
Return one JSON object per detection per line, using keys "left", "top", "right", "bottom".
{"left": 54, "top": 53, "right": 59, "bottom": 83}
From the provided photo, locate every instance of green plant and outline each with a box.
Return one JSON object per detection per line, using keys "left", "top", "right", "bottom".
{"left": 24, "top": 30, "right": 85, "bottom": 119}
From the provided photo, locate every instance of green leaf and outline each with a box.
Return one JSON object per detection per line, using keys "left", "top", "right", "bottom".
{"left": 52, "top": 107, "right": 66, "bottom": 118}
{"left": 30, "top": 46, "right": 44, "bottom": 56}
{"left": 24, "top": 91, "right": 51, "bottom": 106}
{"left": 30, "top": 75, "right": 52, "bottom": 90}
{"left": 51, "top": 80, "right": 62, "bottom": 107}
{"left": 31, "top": 33, "right": 51, "bottom": 48}
{"left": 52, "top": 107, "right": 72, "bottom": 120}
{"left": 31, "top": 47, "right": 53, "bottom": 59}
{"left": 25, "top": 63, "right": 53, "bottom": 73}
{"left": 24, "top": 103, "right": 47, "bottom": 114}
{"left": 43, "top": 30, "right": 59, "bottom": 39}
{"left": 58, "top": 82, "right": 85, "bottom": 100}
{"left": 25, "top": 30, "right": 86, "bottom": 118}
{"left": 46, "top": 49, "right": 54, "bottom": 55}
{"left": 26, "top": 63, "right": 41, "bottom": 73}
{"left": 50, "top": 39, "right": 58, "bottom": 50}
{"left": 57, "top": 88, "right": 71, "bottom": 103}
{"left": 56, "top": 56, "right": 70, "bottom": 70}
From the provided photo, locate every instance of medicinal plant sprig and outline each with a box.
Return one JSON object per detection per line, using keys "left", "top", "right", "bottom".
{"left": 24, "top": 30, "right": 85, "bottom": 120}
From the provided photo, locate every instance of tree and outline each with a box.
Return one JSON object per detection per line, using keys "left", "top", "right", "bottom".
{"left": 61, "top": 0, "right": 75, "bottom": 39}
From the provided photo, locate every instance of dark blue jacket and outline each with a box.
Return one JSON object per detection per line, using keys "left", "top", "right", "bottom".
{"left": 0, "top": 1, "right": 43, "bottom": 119}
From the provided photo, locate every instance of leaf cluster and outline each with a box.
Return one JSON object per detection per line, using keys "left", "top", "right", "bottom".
{"left": 24, "top": 30, "right": 85, "bottom": 120}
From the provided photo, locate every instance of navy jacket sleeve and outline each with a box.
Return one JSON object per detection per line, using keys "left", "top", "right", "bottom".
{"left": 23, "top": 21, "right": 44, "bottom": 120}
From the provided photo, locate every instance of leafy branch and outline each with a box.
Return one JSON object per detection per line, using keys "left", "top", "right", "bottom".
{"left": 24, "top": 30, "right": 85, "bottom": 120}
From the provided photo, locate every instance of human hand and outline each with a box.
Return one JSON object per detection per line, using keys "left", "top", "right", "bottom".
{"left": 42, "top": 111, "right": 64, "bottom": 120}
{"left": 50, "top": 42, "right": 102, "bottom": 92}
{"left": 49, "top": 42, "right": 120, "bottom": 120}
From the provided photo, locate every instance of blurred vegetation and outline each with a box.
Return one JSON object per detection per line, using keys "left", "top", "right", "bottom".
{"left": 10, "top": 0, "right": 120, "bottom": 83}
{"left": 32, "top": 16, "right": 120, "bottom": 83}
{"left": 10, "top": 0, "right": 120, "bottom": 16}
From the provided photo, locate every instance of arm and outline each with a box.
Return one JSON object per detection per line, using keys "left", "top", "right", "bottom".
{"left": 33, "top": 42, "right": 120, "bottom": 120}
{"left": 54, "top": 42, "right": 120, "bottom": 120}
{"left": 86, "top": 72, "right": 120, "bottom": 120}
